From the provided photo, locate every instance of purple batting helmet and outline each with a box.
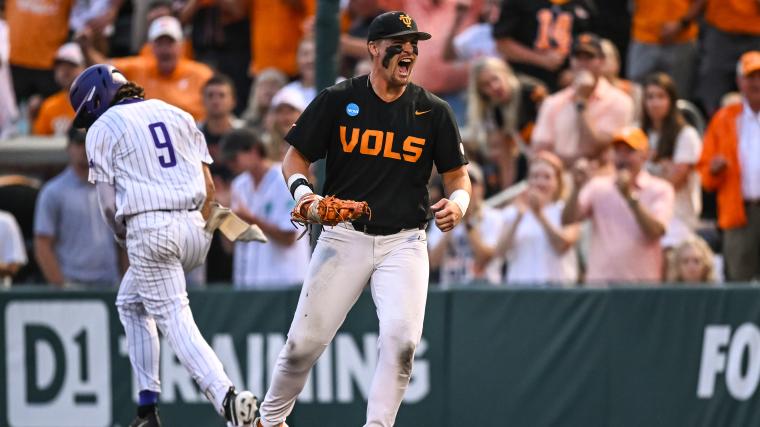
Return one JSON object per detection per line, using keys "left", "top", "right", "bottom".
{"left": 69, "top": 64, "right": 128, "bottom": 128}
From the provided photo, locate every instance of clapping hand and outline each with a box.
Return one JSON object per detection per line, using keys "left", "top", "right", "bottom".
{"left": 514, "top": 191, "right": 529, "bottom": 215}
{"left": 573, "top": 70, "right": 595, "bottom": 100}
{"left": 525, "top": 189, "right": 547, "bottom": 214}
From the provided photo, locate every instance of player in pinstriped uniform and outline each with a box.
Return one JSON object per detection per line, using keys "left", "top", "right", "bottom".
{"left": 69, "top": 64, "right": 257, "bottom": 427}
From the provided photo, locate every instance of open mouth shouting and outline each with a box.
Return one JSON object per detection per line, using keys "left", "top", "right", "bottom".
{"left": 397, "top": 57, "right": 414, "bottom": 78}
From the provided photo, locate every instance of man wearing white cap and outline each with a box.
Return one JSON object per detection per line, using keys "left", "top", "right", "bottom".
{"left": 32, "top": 42, "right": 86, "bottom": 135}
{"left": 79, "top": 15, "right": 213, "bottom": 121}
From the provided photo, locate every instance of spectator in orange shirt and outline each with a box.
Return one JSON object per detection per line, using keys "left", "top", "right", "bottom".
{"left": 7, "top": 0, "right": 73, "bottom": 102}
{"left": 626, "top": 0, "right": 702, "bottom": 99}
{"left": 80, "top": 15, "right": 214, "bottom": 121}
{"left": 135, "top": 1, "right": 193, "bottom": 60}
{"left": 697, "top": 51, "right": 760, "bottom": 281}
{"left": 32, "top": 43, "right": 86, "bottom": 136}
{"left": 249, "top": 0, "right": 316, "bottom": 78}
{"left": 698, "top": 0, "right": 760, "bottom": 115}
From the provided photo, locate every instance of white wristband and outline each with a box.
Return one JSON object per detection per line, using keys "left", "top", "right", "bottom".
{"left": 287, "top": 173, "right": 308, "bottom": 189}
{"left": 449, "top": 189, "right": 470, "bottom": 216}
{"left": 294, "top": 184, "right": 314, "bottom": 201}
{"left": 287, "top": 173, "right": 314, "bottom": 200}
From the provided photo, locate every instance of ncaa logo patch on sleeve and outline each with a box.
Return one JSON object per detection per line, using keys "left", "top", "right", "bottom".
{"left": 346, "top": 103, "right": 360, "bottom": 117}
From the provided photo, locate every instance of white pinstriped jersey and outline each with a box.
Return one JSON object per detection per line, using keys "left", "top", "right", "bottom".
{"left": 86, "top": 99, "right": 212, "bottom": 221}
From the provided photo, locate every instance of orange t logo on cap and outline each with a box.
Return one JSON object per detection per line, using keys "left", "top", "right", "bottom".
{"left": 399, "top": 14, "right": 413, "bottom": 28}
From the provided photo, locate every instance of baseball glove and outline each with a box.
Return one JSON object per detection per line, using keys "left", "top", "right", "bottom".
{"left": 291, "top": 194, "right": 371, "bottom": 227}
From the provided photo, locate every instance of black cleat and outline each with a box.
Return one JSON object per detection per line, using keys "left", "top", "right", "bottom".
{"left": 129, "top": 405, "right": 161, "bottom": 427}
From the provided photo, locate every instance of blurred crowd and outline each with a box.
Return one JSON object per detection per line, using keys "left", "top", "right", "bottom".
{"left": 1, "top": 0, "right": 759, "bottom": 289}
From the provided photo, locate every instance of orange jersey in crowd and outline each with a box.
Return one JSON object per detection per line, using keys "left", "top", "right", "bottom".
{"left": 6, "top": 0, "right": 73, "bottom": 69}
{"left": 112, "top": 56, "right": 214, "bottom": 121}
{"left": 697, "top": 103, "right": 747, "bottom": 229}
{"left": 705, "top": 0, "right": 760, "bottom": 35}
{"left": 249, "top": 0, "right": 316, "bottom": 76}
{"left": 631, "top": 0, "right": 698, "bottom": 44}
{"left": 32, "top": 91, "right": 74, "bottom": 135}
{"left": 138, "top": 42, "right": 194, "bottom": 60}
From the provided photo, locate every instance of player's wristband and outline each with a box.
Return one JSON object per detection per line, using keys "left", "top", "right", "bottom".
{"left": 288, "top": 174, "right": 314, "bottom": 200}
{"left": 450, "top": 189, "right": 470, "bottom": 216}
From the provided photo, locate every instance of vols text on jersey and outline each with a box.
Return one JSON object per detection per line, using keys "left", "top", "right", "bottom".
{"left": 339, "top": 126, "right": 425, "bottom": 163}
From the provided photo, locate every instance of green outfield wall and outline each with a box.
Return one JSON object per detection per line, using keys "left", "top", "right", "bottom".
{"left": 2, "top": 286, "right": 760, "bottom": 427}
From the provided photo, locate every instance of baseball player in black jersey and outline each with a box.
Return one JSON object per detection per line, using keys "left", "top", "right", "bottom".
{"left": 254, "top": 10, "right": 472, "bottom": 427}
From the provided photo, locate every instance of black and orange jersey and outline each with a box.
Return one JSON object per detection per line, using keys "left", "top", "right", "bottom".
{"left": 493, "top": 0, "right": 595, "bottom": 89}
{"left": 286, "top": 75, "right": 467, "bottom": 229}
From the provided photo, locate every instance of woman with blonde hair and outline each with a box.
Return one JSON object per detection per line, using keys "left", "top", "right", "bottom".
{"left": 480, "top": 151, "right": 580, "bottom": 286}
{"left": 465, "top": 56, "right": 547, "bottom": 195}
{"left": 667, "top": 236, "right": 716, "bottom": 283}
{"left": 242, "top": 67, "right": 288, "bottom": 132}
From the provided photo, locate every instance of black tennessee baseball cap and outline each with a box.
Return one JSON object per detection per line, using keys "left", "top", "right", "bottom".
{"left": 367, "top": 11, "right": 432, "bottom": 42}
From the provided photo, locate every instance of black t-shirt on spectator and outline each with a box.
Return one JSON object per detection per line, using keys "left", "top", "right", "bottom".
{"left": 592, "top": 0, "right": 631, "bottom": 73}
{"left": 493, "top": 0, "right": 596, "bottom": 89}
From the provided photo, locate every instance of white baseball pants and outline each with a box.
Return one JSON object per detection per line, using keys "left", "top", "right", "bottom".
{"left": 259, "top": 224, "right": 429, "bottom": 427}
{"left": 116, "top": 211, "right": 233, "bottom": 411}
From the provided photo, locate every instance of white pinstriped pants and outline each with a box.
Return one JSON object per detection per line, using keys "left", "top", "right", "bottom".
{"left": 117, "top": 211, "right": 232, "bottom": 412}
{"left": 259, "top": 224, "right": 429, "bottom": 427}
